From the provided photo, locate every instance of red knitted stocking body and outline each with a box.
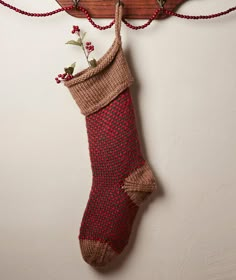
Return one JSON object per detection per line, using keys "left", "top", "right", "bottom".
{"left": 78, "top": 89, "right": 156, "bottom": 266}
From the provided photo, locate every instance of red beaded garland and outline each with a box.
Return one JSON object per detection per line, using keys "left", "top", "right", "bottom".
{"left": 164, "top": 6, "right": 236, "bottom": 20}
{"left": 122, "top": 8, "right": 160, "bottom": 30}
{"left": 0, "top": 0, "right": 236, "bottom": 30}
{"left": 0, "top": 0, "right": 74, "bottom": 16}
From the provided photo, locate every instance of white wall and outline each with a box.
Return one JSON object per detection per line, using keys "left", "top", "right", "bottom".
{"left": 1, "top": 0, "right": 236, "bottom": 279}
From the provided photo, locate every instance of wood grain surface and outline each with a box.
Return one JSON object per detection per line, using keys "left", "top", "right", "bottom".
{"left": 56, "top": 0, "right": 188, "bottom": 19}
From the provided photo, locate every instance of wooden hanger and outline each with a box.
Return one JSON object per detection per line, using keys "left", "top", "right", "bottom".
{"left": 56, "top": 0, "right": 188, "bottom": 19}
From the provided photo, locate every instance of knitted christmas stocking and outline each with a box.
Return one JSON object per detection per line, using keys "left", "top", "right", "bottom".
{"left": 64, "top": 3, "right": 157, "bottom": 267}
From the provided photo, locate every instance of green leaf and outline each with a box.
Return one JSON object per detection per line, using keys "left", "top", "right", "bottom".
{"left": 64, "top": 62, "right": 76, "bottom": 75}
{"left": 64, "top": 67, "right": 74, "bottom": 75}
{"left": 81, "top": 32, "right": 87, "bottom": 41}
{"left": 70, "top": 62, "right": 76, "bottom": 69}
{"left": 66, "top": 40, "right": 81, "bottom": 46}
{"left": 76, "top": 38, "right": 82, "bottom": 46}
{"left": 89, "top": 59, "right": 97, "bottom": 68}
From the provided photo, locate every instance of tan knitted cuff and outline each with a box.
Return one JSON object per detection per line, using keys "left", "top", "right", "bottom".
{"left": 64, "top": 44, "right": 134, "bottom": 116}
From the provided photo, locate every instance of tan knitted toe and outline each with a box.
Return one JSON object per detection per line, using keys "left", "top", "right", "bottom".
{"left": 79, "top": 239, "right": 118, "bottom": 267}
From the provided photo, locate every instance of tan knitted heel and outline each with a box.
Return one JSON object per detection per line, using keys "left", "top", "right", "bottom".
{"left": 122, "top": 162, "right": 157, "bottom": 206}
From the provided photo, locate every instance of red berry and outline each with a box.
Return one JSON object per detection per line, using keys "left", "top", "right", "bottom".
{"left": 72, "top": 25, "right": 80, "bottom": 33}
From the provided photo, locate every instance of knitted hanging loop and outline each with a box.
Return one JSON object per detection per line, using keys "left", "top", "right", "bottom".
{"left": 65, "top": 2, "right": 128, "bottom": 116}
{"left": 65, "top": 2, "right": 157, "bottom": 267}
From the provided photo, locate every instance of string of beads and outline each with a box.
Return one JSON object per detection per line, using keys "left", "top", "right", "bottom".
{"left": 165, "top": 6, "right": 236, "bottom": 20}
{"left": 0, "top": 0, "right": 236, "bottom": 30}
{"left": 0, "top": 0, "right": 74, "bottom": 16}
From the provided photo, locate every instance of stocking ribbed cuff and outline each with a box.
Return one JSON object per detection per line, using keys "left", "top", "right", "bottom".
{"left": 64, "top": 43, "right": 134, "bottom": 116}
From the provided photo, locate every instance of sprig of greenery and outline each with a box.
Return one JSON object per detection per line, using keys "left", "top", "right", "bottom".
{"left": 66, "top": 25, "right": 97, "bottom": 67}
{"left": 55, "top": 26, "right": 97, "bottom": 84}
